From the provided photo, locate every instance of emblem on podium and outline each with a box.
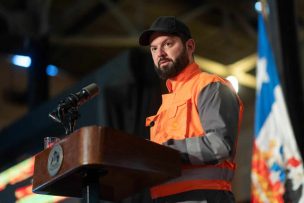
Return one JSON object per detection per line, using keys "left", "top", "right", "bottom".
{"left": 47, "top": 144, "right": 63, "bottom": 177}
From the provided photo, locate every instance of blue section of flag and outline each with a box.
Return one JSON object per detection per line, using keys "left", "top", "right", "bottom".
{"left": 255, "top": 14, "right": 280, "bottom": 137}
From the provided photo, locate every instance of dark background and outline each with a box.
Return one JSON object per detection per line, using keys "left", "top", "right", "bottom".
{"left": 0, "top": 0, "right": 304, "bottom": 202}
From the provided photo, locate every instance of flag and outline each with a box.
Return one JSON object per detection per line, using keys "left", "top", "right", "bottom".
{"left": 251, "top": 13, "right": 304, "bottom": 203}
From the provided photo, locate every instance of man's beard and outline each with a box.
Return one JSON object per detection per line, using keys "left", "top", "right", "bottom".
{"left": 154, "top": 48, "right": 189, "bottom": 80}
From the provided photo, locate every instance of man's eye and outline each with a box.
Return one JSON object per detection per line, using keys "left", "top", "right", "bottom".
{"left": 151, "top": 47, "right": 157, "bottom": 52}
{"left": 165, "top": 42, "right": 172, "bottom": 47}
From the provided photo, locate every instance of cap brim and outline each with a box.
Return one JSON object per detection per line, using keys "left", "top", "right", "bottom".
{"left": 139, "top": 29, "right": 177, "bottom": 46}
{"left": 138, "top": 30, "right": 155, "bottom": 46}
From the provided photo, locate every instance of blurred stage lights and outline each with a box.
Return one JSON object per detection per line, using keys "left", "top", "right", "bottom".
{"left": 46, "top": 64, "right": 59, "bottom": 77}
{"left": 11, "top": 55, "right": 59, "bottom": 77}
{"left": 226, "top": 75, "right": 239, "bottom": 93}
{"left": 11, "top": 55, "right": 32, "bottom": 68}
{"left": 255, "top": 1, "right": 262, "bottom": 12}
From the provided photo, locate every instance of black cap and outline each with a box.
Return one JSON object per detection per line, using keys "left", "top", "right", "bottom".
{"left": 139, "top": 16, "right": 192, "bottom": 46}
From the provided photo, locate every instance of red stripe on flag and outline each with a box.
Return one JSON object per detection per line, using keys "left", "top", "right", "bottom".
{"left": 287, "top": 157, "right": 301, "bottom": 167}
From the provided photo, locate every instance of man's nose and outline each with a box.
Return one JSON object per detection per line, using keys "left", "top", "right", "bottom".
{"left": 157, "top": 48, "right": 166, "bottom": 57}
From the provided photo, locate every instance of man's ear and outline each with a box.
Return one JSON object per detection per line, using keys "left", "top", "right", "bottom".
{"left": 186, "top": 39, "right": 195, "bottom": 53}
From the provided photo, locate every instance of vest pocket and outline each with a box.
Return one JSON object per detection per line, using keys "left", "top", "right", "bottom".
{"left": 166, "top": 99, "right": 191, "bottom": 139}
{"left": 168, "top": 99, "right": 189, "bottom": 118}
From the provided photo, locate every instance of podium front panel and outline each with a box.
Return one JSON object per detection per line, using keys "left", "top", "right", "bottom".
{"left": 32, "top": 126, "right": 181, "bottom": 201}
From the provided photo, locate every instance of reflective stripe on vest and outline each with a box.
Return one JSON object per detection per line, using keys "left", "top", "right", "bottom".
{"left": 150, "top": 165, "right": 235, "bottom": 199}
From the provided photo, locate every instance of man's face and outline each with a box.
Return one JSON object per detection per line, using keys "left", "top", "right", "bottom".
{"left": 149, "top": 33, "right": 190, "bottom": 80}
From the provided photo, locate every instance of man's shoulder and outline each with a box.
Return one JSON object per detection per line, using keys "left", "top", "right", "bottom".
{"left": 193, "top": 71, "right": 226, "bottom": 86}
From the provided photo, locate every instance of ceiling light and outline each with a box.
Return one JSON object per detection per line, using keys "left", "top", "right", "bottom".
{"left": 255, "top": 1, "right": 262, "bottom": 13}
{"left": 46, "top": 65, "right": 59, "bottom": 77}
{"left": 11, "top": 55, "right": 31, "bottom": 68}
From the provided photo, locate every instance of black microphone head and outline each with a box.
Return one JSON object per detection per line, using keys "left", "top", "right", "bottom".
{"left": 83, "top": 83, "right": 100, "bottom": 98}
{"left": 59, "top": 83, "right": 100, "bottom": 108}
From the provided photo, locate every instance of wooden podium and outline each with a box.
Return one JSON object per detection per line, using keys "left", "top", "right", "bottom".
{"left": 32, "top": 126, "right": 181, "bottom": 202}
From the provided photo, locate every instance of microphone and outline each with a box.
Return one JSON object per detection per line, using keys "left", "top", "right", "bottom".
{"left": 60, "top": 83, "right": 100, "bottom": 109}
{"left": 49, "top": 83, "right": 100, "bottom": 123}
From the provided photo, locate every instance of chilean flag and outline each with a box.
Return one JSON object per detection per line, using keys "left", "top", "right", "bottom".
{"left": 251, "top": 13, "right": 304, "bottom": 203}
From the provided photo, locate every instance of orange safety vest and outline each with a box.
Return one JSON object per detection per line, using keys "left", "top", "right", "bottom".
{"left": 146, "top": 63, "right": 243, "bottom": 199}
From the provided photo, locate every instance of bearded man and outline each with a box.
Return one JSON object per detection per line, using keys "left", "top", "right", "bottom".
{"left": 139, "top": 16, "right": 244, "bottom": 203}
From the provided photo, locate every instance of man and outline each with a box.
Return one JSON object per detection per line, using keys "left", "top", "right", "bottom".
{"left": 139, "top": 16, "right": 243, "bottom": 203}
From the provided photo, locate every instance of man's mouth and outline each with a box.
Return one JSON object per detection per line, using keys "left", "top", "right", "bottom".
{"left": 159, "top": 59, "right": 171, "bottom": 66}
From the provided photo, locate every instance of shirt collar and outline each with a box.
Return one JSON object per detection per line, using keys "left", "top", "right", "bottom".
{"left": 166, "top": 62, "right": 201, "bottom": 92}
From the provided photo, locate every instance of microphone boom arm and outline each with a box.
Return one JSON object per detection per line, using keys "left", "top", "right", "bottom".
{"left": 49, "top": 99, "right": 80, "bottom": 135}
{"left": 49, "top": 83, "right": 99, "bottom": 135}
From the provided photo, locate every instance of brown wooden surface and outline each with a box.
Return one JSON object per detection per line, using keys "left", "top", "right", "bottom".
{"left": 32, "top": 125, "right": 181, "bottom": 201}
